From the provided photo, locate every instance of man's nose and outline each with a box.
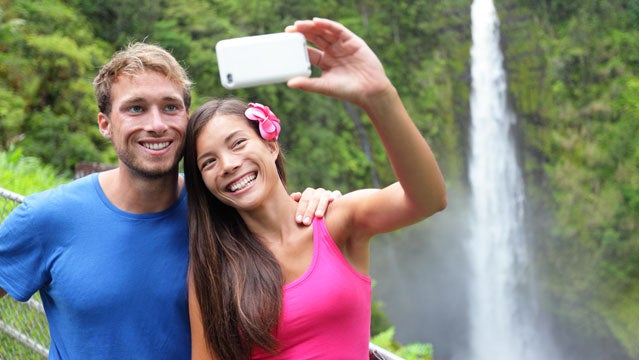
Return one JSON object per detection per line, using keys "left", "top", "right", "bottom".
{"left": 147, "top": 108, "right": 169, "bottom": 133}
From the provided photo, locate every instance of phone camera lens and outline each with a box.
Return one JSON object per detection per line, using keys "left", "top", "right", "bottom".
{"left": 226, "top": 73, "right": 233, "bottom": 84}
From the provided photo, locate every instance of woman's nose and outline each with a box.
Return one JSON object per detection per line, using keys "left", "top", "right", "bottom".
{"left": 219, "top": 153, "right": 240, "bottom": 175}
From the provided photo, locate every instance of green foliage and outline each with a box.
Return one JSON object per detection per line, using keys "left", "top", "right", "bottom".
{"left": 67, "top": 0, "right": 162, "bottom": 48}
{"left": 0, "top": 86, "right": 26, "bottom": 149}
{"left": 595, "top": 289, "right": 639, "bottom": 359}
{"left": 371, "top": 327, "right": 434, "bottom": 360}
{"left": 370, "top": 279, "right": 393, "bottom": 337}
{"left": 1, "top": 0, "right": 113, "bottom": 176}
{"left": 499, "top": 0, "right": 639, "bottom": 357}
{"left": 0, "top": 148, "right": 69, "bottom": 196}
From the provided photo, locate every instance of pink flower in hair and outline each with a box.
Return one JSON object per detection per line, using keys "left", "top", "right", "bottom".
{"left": 244, "top": 102, "right": 281, "bottom": 140}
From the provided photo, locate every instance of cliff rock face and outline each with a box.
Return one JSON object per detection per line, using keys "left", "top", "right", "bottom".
{"left": 490, "top": 1, "right": 638, "bottom": 359}
{"left": 420, "top": 0, "right": 637, "bottom": 358}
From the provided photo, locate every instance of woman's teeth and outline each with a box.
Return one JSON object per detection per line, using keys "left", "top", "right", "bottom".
{"left": 229, "top": 174, "right": 256, "bottom": 192}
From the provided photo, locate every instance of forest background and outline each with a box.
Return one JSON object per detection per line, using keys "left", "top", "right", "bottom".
{"left": 1, "top": 0, "right": 638, "bottom": 358}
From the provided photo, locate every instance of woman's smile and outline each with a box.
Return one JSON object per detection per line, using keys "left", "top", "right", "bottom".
{"left": 227, "top": 173, "right": 257, "bottom": 192}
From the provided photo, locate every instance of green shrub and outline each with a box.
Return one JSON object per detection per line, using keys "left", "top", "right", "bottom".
{"left": 371, "top": 326, "right": 434, "bottom": 360}
{"left": 0, "top": 147, "right": 70, "bottom": 196}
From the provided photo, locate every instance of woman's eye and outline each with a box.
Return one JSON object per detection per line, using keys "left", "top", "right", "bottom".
{"left": 200, "top": 158, "right": 216, "bottom": 170}
{"left": 233, "top": 139, "right": 247, "bottom": 148}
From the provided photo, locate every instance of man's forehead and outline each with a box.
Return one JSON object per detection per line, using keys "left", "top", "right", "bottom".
{"left": 112, "top": 71, "right": 184, "bottom": 102}
{"left": 114, "top": 69, "right": 170, "bottom": 85}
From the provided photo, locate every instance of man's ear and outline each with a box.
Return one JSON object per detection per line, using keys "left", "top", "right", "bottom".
{"left": 97, "top": 113, "right": 112, "bottom": 139}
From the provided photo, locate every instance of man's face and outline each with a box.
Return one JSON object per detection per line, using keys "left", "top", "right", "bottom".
{"left": 98, "top": 70, "right": 189, "bottom": 179}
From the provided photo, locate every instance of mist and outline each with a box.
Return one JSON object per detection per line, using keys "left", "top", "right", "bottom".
{"left": 370, "top": 188, "right": 630, "bottom": 359}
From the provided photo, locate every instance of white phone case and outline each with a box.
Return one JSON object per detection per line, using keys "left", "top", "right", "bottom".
{"left": 215, "top": 32, "right": 312, "bottom": 90}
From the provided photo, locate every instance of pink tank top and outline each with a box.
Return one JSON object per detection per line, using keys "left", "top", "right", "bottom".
{"left": 252, "top": 217, "right": 372, "bottom": 359}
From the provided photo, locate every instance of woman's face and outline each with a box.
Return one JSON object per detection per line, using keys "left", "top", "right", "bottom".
{"left": 195, "top": 114, "right": 280, "bottom": 210}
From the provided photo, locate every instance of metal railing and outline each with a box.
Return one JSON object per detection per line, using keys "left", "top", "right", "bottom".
{"left": 0, "top": 187, "right": 50, "bottom": 359}
{"left": 369, "top": 342, "right": 405, "bottom": 360}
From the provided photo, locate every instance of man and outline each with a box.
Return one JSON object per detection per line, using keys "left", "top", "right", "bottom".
{"left": 0, "top": 43, "right": 335, "bottom": 359}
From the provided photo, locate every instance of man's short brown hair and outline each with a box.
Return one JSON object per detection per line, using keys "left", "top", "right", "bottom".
{"left": 93, "top": 43, "right": 192, "bottom": 115}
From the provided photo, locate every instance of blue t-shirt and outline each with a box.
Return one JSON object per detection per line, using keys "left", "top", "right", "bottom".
{"left": 0, "top": 174, "right": 190, "bottom": 359}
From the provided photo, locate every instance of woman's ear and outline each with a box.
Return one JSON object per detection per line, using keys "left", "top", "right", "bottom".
{"left": 267, "top": 140, "right": 280, "bottom": 160}
{"left": 97, "top": 113, "right": 112, "bottom": 139}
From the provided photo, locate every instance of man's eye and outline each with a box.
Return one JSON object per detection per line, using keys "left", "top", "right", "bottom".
{"left": 166, "top": 104, "right": 178, "bottom": 112}
{"left": 129, "top": 105, "right": 144, "bottom": 113}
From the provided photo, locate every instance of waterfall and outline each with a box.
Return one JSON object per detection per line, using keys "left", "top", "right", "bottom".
{"left": 467, "top": 0, "right": 557, "bottom": 359}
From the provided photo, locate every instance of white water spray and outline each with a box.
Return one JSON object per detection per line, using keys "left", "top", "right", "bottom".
{"left": 467, "top": 0, "right": 558, "bottom": 359}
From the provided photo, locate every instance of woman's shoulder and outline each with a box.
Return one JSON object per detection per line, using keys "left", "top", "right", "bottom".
{"left": 322, "top": 188, "right": 379, "bottom": 245}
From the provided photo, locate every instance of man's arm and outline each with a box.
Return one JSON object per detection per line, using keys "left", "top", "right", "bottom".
{"left": 291, "top": 188, "right": 341, "bottom": 225}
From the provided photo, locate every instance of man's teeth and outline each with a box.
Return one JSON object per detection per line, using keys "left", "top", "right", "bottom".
{"left": 229, "top": 174, "right": 256, "bottom": 192}
{"left": 143, "top": 142, "right": 170, "bottom": 150}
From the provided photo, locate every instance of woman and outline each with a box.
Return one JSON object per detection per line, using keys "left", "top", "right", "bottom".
{"left": 184, "top": 18, "right": 447, "bottom": 359}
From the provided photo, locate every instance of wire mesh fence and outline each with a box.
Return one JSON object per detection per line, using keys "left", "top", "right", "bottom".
{"left": 0, "top": 187, "right": 50, "bottom": 359}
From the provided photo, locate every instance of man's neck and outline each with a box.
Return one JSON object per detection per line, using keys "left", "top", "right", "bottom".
{"left": 98, "top": 167, "right": 183, "bottom": 214}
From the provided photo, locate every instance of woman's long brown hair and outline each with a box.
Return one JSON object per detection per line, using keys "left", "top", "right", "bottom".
{"left": 184, "top": 99, "right": 287, "bottom": 359}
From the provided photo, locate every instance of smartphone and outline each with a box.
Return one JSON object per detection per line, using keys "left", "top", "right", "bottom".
{"left": 215, "top": 32, "right": 312, "bottom": 90}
